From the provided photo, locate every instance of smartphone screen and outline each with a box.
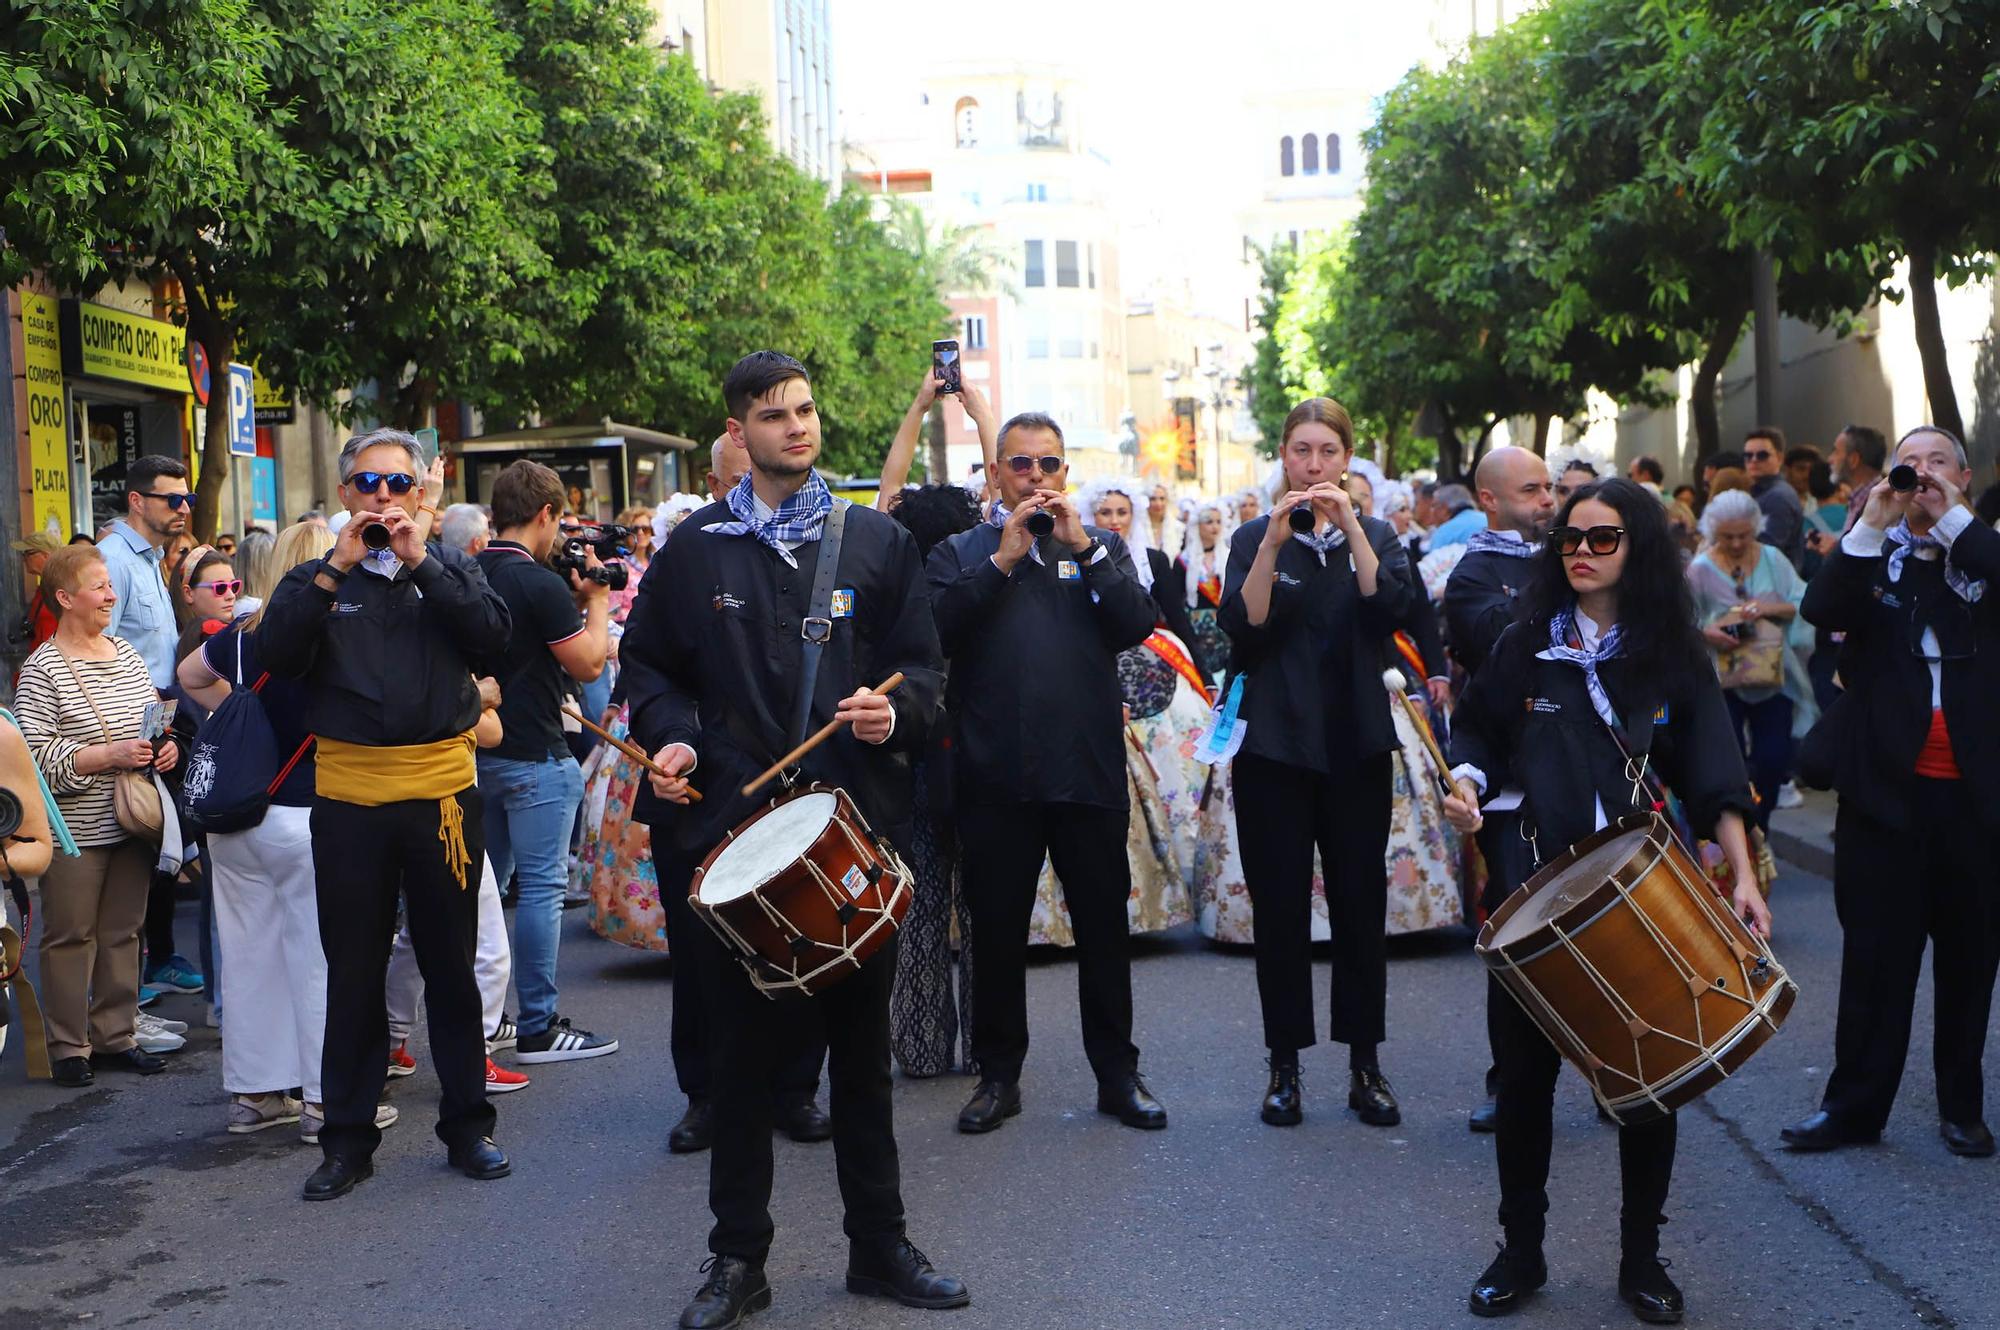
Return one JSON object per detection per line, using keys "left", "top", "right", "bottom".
{"left": 932, "top": 339, "right": 961, "bottom": 394}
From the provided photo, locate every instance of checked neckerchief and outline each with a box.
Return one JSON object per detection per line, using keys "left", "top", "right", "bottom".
{"left": 703, "top": 471, "right": 834, "bottom": 569}
{"left": 1535, "top": 604, "right": 1626, "bottom": 730}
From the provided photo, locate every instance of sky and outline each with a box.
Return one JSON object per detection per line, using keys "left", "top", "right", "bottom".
{"left": 831, "top": 0, "right": 1444, "bottom": 315}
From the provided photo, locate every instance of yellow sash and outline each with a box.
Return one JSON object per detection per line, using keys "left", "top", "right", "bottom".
{"left": 316, "top": 733, "right": 477, "bottom": 889}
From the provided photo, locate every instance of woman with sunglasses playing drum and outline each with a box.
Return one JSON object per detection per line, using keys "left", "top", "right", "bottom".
{"left": 1441, "top": 478, "right": 1773, "bottom": 1325}
{"left": 1218, "top": 397, "right": 1414, "bottom": 1131}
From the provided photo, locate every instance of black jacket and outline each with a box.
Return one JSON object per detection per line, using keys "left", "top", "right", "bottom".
{"left": 1219, "top": 514, "right": 1411, "bottom": 771}
{"left": 1449, "top": 621, "right": 1756, "bottom": 862}
{"left": 1145, "top": 547, "right": 1211, "bottom": 686}
{"left": 1800, "top": 516, "right": 2000, "bottom": 832}
{"left": 621, "top": 498, "right": 943, "bottom": 854}
{"left": 258, "top": 544, "right": 510, "bottom": 746}
{"left": 1402, "top": 556, "right": 1448, "bottom": 679}
{"left": 926, "top": 522, "right": 1154, "bottom": 808}
{"left": 1444, "top": 547, "right": 1537, "bottom": 677}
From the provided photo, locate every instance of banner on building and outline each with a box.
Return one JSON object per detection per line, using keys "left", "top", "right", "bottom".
{"left": 21, "top": 294, "right": 71, "bottom": 541}
{"left": 59, "top": 300, "right": 189, "bottom": 394}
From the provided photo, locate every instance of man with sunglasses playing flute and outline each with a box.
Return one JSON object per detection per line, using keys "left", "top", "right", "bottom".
{"left": 925, "top": 411, "right": 1168, "bottom": 1136}
{"left": 261, "top": 428, "right": 514, "bottom": 1201}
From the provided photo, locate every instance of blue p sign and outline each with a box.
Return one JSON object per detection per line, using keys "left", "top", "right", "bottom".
{"left": 228, "top": 364, "right": 256, "bottom": 458}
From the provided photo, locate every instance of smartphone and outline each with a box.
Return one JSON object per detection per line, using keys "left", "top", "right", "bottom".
{"left": 932, "top": 339, "right": 962, "bottom": 395}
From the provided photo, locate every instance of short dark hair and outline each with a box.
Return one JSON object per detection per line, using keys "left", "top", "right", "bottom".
{"left": 1806, "top": 459, "right": 1838, "bottom": 502}
{"left": 723, "top": 350, "right": 811, "bottom": 421}
{"left": 1744, "top": 425, "right": 1786, "bottom": 452}
{"left": 1562, "top": 459, "right": 1597, "bottom": 479}
{"left": 997, "top": 412, "right": 1065, "bottom": 453}
{"left": 490, "top": 459, "right": 566, "bottom": 531}
{"left": 1631, "top": 455, "right": 1665, "bottom": 484}
{"left": 887, "top": 483, "right": 983, "bottom": 558}
{"left": 1839, "top": 424, "right": 1887, "bottom": 473}
{"left": 126, "top": 454, "right": 189, "bottom": 498}
{"left": 1783, "top": 444, "right": 1822, "bottom": 468}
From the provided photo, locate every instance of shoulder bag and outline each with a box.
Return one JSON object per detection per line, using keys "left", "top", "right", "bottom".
{"left": 55, "top": 649, "right": 163, "bottom": 843}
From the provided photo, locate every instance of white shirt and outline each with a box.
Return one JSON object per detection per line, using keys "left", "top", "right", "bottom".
{"left": 1842, "top": 505, "right": 1973, "bottom": 709}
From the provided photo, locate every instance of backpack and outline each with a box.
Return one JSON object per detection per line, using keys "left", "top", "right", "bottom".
{"left": 183, "top": 632, "right": 313, "bottom": 834}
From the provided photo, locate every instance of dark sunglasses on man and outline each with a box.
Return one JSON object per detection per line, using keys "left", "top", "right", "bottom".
{"left": 136, "top": 490, "right": 195, "bottom": 511}
{"left": 351, "top": 471, "right": 417, "bottom": 495}
{"left": 1742, "top": 448, "right": 1776, "bottom": 463}
{"left": 1547, "top": 524, "right": 1626, "bottom": 557}
{"left": 1001, "top": 455, "right": 1064, "bottom": 476}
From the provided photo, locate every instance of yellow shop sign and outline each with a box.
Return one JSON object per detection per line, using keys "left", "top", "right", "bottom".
{"left": 60, "top": 300, "right": 189, "bottom": 394}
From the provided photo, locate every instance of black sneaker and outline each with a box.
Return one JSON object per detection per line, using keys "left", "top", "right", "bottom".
{"left": 515, "top": 1015, "right": 620, "bottom": 1064}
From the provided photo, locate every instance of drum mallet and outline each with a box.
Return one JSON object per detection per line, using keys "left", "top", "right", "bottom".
{"left": 561, "top": 704, "right": 703, "bottom": 803}
{"left": 1384, "top": 669, "right": 1456, "bottom": 798}
{"left": 742, "top": 672, "right": 907, "bottom": 798}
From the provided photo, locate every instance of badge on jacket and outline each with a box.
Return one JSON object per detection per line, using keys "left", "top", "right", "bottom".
{"left": 831, "top": 589, "right": 855, "bottom": 619}
{"left": 1056, "top": 560, "right": 1080, "bottom": 581}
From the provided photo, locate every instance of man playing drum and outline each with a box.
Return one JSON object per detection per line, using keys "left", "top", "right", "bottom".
{"left": 1444, "top": 479, "right": 1772, "bottom": 1325}
{"left": 621, "top": 351, "right": 966, "bottom": 1328}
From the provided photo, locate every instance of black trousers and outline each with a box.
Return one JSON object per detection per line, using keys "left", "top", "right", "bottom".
{"left": 1821, "top": 783, "right": 2000, "bottom": 1132}
{"left": 1233, "top": 752, "right": 1392, "bottom": 1053}
{"left": 1478, "top": 810, "right": 1535, "bottom": 1095}
{"left": 707, "top": 938, "right": 904, "bottom": 1263}
{"left": 1489, "top": 974, "right": 1676, "bottom": 1255}
{"left": 959, "top": 801, "right": 1138, "bottom": 1086}
{"left": 313, "top": 791, "right": 494, "bottom": 1160}
{"left": 656, "top": 844, "right": 826, "bottom": 1102}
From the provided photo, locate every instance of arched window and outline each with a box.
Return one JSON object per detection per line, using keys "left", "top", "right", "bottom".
{"left": 954, "top": 97, "right": 980, "bottom": 148}
{"left": 1301, "top": 133, "right": 1319, "bottom": 174}
{"left": 1326, "top": 133, "right": 1342, "bottom": 174}
{"left": 1279, "top": 135, "right": 1294, "bottom": 177}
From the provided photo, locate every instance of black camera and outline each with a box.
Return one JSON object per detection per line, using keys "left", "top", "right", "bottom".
{"left": 0, "top": 788, "right": 21, "bottom": 842}
{"left": 552, "top": 521, "right": 633, "bottom": 591}
{"left": 360, "top": 519, "right": 393, "bottom": 551}
{"left": 1289, "top": 506, "right": 1317, "bottom": 534}
{"left": 1888, "top": 464, "right": 1919, "bottom": 493}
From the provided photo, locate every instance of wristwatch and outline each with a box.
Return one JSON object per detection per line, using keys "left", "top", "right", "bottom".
{"left": 1076, "top": 539, "right": 1104, "bottom": 564}
{"left": 314, "top": 557, "right": 350, "bottom": 587}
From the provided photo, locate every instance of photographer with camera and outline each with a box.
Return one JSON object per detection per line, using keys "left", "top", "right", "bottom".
{"left": 475, "top": 460, "right": 619, "bottom": 1064}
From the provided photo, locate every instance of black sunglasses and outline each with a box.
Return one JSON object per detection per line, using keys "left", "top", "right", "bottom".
{"left": 351, "top": 471, "right": 417, "bottom": 495}
{"left": 1002, "top": 455, "right": 1063, "bottom": 476}
{"left": 137, "top": 490, "right": 195, "bottom": 511}
{"left": 1743, "top": 449, "right": 1776, "bottom": 462}
{"left": 1548, "top": 525, "right": 1626, "bottom": 556}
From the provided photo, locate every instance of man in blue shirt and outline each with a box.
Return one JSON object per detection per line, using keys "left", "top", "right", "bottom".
{"left": 98, "top": 455, "right": 192, "bottom": 691}
{"left": 1426, "top": 482, "right": 1485, "bottom": 551}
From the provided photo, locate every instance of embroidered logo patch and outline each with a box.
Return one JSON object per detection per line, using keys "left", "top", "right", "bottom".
{"left": 712, "top": 592, "right": 747, "bottom": 612}
{"left": 842, "top": 865, "right": 869, "bottom": 898}
{"left": 1056, "top": 560, "right": 1081, "bottom": 581}
{"left": 830, "top": 589, "right": 855, "bottom": 619}
{"left": 1528, "top": 697, "right": 1561, "bottom": 714}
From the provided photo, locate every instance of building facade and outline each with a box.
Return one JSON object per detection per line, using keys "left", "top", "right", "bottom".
{"left": 650, "top": 0, "right": 839, "bottom": 185}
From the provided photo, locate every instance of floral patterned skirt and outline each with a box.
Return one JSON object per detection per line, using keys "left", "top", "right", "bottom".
{"left": 575, "top": 709, "right": 669, "bottom": 954}
{"left": 1193, "top": 684, "right": 1465, "bottom": 942}
{"left": 1026, "top": 731, "right": 1194, "bottom": 947}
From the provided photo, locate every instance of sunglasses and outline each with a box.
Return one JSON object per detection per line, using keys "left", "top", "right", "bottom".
{"left": 1548, "top": 525, "right": 1626, "bottom": 557}
{"left": 1002, "top": 455, "right": 1063, "bottom": 476}
{"left": 138, "top": 490, "right": 195, "bottom": 511}
{"left": 350, "top": 471, "right": 417, "bottom": 495}
{"left": 193, "top": 578, "right": 243, "bottom": 596}
{"left": 1743, "top": 449, "right": 1775, "bottom": 462}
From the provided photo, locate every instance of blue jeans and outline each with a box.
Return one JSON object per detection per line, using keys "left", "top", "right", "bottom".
{"left": 478, "top": 752, "right": 585, "bottom": 1038}
{"left": 1725, "top": 692, "right": 1794, "bottom": 833}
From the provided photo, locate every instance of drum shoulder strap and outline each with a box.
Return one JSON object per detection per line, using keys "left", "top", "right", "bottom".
{"left": 790, "top": 499, "right": 851, "bottom": 753}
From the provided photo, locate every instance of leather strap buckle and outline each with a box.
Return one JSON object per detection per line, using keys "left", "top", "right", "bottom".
{"left": 801, "top": 617, "right": 833, "bottom": 644}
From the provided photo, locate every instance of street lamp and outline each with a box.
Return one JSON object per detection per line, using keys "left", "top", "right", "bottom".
{"left": 1200, "top": 361, "right": 1225, "bottom": 496}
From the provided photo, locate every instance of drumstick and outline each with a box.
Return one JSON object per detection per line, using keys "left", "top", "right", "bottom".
{"left": 1383, "top": 669, "right": 1456, "bottom": 797}
{"left": 740, "top": 672, "right": 907, "bottom": 798}
{"left": 561, "top": 704, "right": 703, "bottom": 803}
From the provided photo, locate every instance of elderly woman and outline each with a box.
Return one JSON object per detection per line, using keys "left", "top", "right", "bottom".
{"left": 16, "top": 543, "right": 182, "bottom": 1088}
{"left": 1688, "top": 488, "right": 1817, "bottom": 831}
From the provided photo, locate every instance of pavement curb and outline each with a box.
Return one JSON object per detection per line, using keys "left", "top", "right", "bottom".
{"left": 1767, "top": 822, "right": 1834, "bottom": 880}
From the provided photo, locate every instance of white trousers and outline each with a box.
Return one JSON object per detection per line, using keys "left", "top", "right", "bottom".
{"left": 210, "top": 805, "right": 325, "bottom": 1100}
{"left": 385, "top": 853, "right": 510, "bottom": 1044}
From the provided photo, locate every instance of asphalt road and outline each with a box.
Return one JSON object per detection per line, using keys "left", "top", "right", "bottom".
{"left": 1, "top": 860, "right": 1991, "bottom": 1330}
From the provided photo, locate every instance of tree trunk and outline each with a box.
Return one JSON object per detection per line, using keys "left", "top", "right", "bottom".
{"left": 925, "top": 402, "right": 948, "bottom": 484}
{"left": 1689, "top": 303, "right": 1749, "bottom": 477}
{"left": 1530, "top": 412, "right": 1552, "bottom": 456}
{"left": 1907, "top": 234, "right": 1967, "bottom": 441}
{"left": 1434, "top": 403, "right": 1463, "bottom": 482}
{"left": 171, "top": 258, "right": 234, "bottom": 544}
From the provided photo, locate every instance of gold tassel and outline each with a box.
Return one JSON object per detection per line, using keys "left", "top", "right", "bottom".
{"left": 438, "top": 795, "right": 472, "bottom": 891}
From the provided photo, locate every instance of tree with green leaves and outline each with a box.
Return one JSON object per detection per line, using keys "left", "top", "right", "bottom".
{"left": 0, "top": 0, "right": 297, "bottom": 539}
{"left": 1244, "top": 243, "right": 1297, "bottom": 452}
{"left": 1687, "top": 0, "right": 2000, "bottom": 441}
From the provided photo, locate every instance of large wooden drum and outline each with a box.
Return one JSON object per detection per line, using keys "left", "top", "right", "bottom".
{"left": 691, "top": 784, "right": 911, "bottom": 997}
{"left": 1475, "top": 814, "right": 1797, "bottom": 1124}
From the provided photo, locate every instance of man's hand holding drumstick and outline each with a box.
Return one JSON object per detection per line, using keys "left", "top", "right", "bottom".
{"left": 835, "top": 687, "right": 896, "bottom": 745}
{"left": 648, "top": 743, "right": 699, "bottom": 806}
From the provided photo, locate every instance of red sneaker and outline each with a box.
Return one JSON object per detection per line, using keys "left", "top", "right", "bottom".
{"left": 387, "top": 1043, "right": 417, "bottom": 1078}
{"left": 486, "top": 1058, "right": 530, "bottom": 1094}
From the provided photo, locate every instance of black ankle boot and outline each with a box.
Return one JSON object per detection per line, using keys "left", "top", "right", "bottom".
{"left": 1349, "top": 1066, "right": 1400, "bottom": 1126}
{"left": 1261, "top": 1055, "right": 1302, "bottom": 1126}
{"left": 1468, "top": 1242, "right": 1547, "bottom": 1317}
{"left": 1618, "top": 1255, "right": 1684, "bottom": 1324}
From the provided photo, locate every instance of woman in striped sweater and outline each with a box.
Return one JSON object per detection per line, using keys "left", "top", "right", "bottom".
{"left": 16, "top": 543, "right": 182, "bottom": 1088}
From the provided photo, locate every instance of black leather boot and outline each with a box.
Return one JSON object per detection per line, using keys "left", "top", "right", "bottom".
{"left": 1618, "top": 1255, "right": 1685, "bottom": 1324}
{"left": 669, "top": 1098, "right": 714, "bottom": 1154}
{"left": 774, "top": 1092, "right": 832, "bottom": 1143}
{"left": 1349, "top": 1066, "right": 1400, "bottom": 1126}
{"left": 846, "top": 1237, "right": 971, "bottom": 1309}
{"left": 678, "top": 1256, "right": 771, "bottom": 1329}
{"left": 1262, "top": 1056, "right": 1303, "bottom": 1126}
{"left": 956, "top": 1079, "right": 1021, "bottom": 1134}
{"left": 1468, "top": 1242, "right": 1548, "bottom": 1317}
{"left": 1096, "top": 1071, "right": 1167, "bottom": 1129}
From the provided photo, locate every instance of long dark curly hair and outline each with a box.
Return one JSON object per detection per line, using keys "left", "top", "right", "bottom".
{"left": 887, "top": 483, "right": 982, "bottom": 558}
{"left": 1516, "top": 477, "right": 1707, "bottom": 695}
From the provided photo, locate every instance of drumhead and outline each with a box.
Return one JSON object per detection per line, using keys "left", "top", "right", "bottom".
{"left": 701, "top": 792, "right": 839, "bottom": 904}
{"left": 1488, "top": 826, "right": 1653, "bottom": 950}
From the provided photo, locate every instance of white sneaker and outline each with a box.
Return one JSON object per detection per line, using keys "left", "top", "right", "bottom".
{"left": 300, "top": 1101, "right": 399, "bottom": 1146}
{"left": 228, "top": 1093, "right": 303, "bottom": 1134}
{"left": 134, "top": 1012, "right": 187, "bottom": 1054}
{"left": 487, "top": 1014, "right": 518, "bottom": 1053}
{"left": 146, "top": 1013, "right": 190, "bottom": 1035}
{"left": 1776, "top": 781, "right": 1804, "bottom": 809}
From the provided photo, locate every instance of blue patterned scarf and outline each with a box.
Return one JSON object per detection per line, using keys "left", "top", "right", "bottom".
{"left": 1535, "top": 605, "right": 1625, "bottom": 729}
{"left": 1292, "top": 521, "right": 1347, "bottom": 565}
{"left": 1885, "top": 519, "right": 1985, "bottom": 603}
{"left": 704, "top": 471, "right": 833, "bottom": 567}
{"left": 1466, "top": 528, "right": 1538, "bottom": 559}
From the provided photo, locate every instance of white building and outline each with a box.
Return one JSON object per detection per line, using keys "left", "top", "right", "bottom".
{"left": 650, "top": 0, "right": 838, "bottom": 185}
